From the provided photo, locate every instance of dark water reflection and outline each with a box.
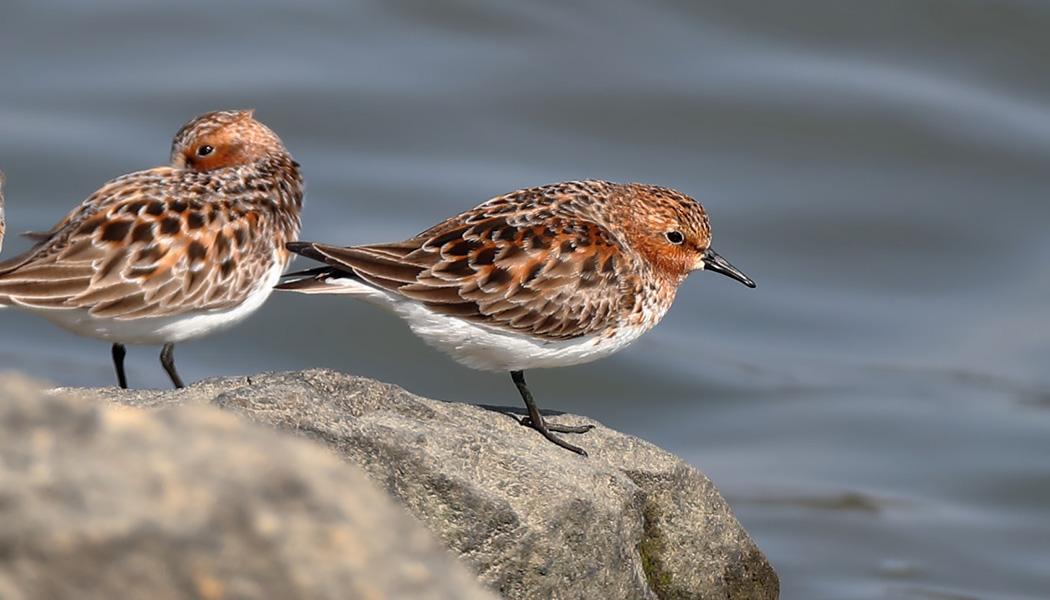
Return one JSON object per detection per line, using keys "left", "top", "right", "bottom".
{"left": 2, "top": 2, "right": 1049, "bottom": 598}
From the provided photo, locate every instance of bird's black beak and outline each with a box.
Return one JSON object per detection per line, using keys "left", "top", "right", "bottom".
{"left": 703, "top": 248, "right": 755, "bottom": 288}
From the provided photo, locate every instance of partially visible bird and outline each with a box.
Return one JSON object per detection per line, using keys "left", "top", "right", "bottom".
{"left": 277, "top": 180, "right": 754, "bottom": 455}
{"left": 0, "top": 110, "right": 304, "bottom": 388}
{"left": 0, "top": 171, "right": 6, "bottom": 256}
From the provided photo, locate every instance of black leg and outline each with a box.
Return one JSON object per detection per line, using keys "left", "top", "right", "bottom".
{"left": 510, "top": 370, "right": 593, "bottom": 456}
{"left": 160, "top": 343, "right": 185, "bottom": 389}
{"left": 112, "top": 343, "right": 128, "bottom": 389}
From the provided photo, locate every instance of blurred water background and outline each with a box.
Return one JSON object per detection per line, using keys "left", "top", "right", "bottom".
{"left": 2, "top": 2, "right": 1049, "bottom": 598}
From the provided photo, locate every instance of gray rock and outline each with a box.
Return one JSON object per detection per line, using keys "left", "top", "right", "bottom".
{"left": 62, "top": 368, "right": 779, "bottom": 600}
{"left": 0, "top": 373, "right": 499, "bottom": 600}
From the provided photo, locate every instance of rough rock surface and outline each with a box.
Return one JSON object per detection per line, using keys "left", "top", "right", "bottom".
{"left": 62, "top": 368, "right": 779, "bottom": 600}
{"left": 0, "top": 373, "right": 498, "bottom": 600}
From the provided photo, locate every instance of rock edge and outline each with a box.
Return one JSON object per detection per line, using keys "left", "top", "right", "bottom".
{"left": 57, "top": 368, "right": 779, "bottom": 599}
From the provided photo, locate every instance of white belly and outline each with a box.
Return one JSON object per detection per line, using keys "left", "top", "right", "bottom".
{"left": 314, "top": 277, "right": 650, "bottom": 372}
{"left": 5, "top": 261, "right": 283, "bottom": 346}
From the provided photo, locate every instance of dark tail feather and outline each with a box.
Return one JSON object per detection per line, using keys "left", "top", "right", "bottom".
{"left": 275, "top": 264, "right": 366, "bottom": 292}
{"left": 280, "top": 265, "right": 334, "bottom": 279}
{"left": 274, "top": 272, "right": 339, "bottom": 292}
{"left": 280, "top": 240, "right": 375, "bottom": 293}
{"left": 285, "top": 241, "right": 329, "bottom": 263}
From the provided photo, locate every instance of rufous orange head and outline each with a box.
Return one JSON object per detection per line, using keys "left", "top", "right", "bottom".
{"left": 617, "top": 183, "right": 754, "bottom": 288}
{"left": 170, "top": 109, "right": 289, "bottom": 172}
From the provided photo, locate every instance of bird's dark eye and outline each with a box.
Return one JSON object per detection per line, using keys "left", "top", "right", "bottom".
{"left": 665, "top": 231, "right": 684, "bottom": 245}
{"left": 196, "top": 145, "right": 214, "bottom": 157}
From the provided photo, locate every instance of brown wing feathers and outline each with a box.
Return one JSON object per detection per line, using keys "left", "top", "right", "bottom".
{"left": 0, "top": 174, "right": 281, "bottom": 318}
{"left": 285, "top": 214, "right": 630, "bottom": 340}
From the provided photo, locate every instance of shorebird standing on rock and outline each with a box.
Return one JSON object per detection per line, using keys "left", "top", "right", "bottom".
{"left": 278, "top": 180, "right": 754, "bottom": 455}
{"left": 0, "top": 110, "right": 304, "bottom": 389}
